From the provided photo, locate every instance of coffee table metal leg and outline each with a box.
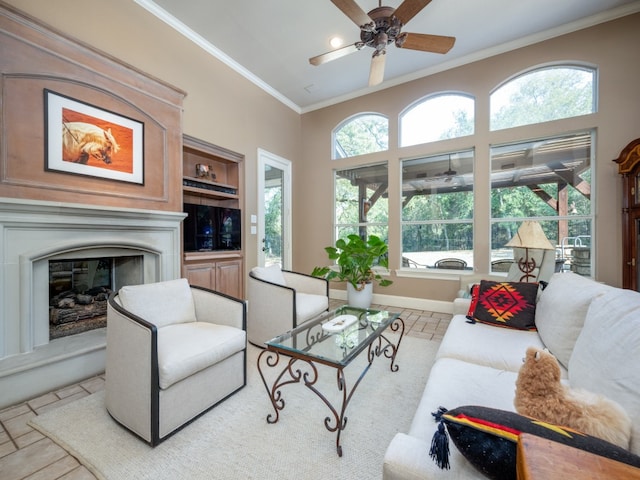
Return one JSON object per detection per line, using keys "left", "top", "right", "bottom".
{"left": 257, "top": 318, "right": 405, "bottom": 457}
{"left": 376, "top": 317, "right": 405, "bottom": 372}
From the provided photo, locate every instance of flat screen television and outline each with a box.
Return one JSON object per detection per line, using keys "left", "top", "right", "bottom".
{"left": 183, "top": 203, "right": 241, "bottom": 252}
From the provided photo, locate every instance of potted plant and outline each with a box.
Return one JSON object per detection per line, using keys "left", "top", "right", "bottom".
{"left": 312, "top": 234, "right": 392, "bottom": 309}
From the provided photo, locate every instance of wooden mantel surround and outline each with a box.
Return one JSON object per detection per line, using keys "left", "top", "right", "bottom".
{"left": 0, "top": 2, "right": 186, "bottom": 212}
{"left": 0, "top": 2, "right": 187, "bottom": 408}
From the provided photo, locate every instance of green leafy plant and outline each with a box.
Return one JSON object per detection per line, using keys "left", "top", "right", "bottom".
{"left": 312, "top": 234, "right": 393, "bottom": 290}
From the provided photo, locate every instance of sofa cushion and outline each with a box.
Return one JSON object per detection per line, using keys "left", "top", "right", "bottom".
{"left": 252, "top": 265, "right": 287, "bottom": 286}
{"left": 295, "top": 293, "right": 329, "bottom": 323}
{"left": 569, "top": 288, "right": 640, "bottom": 455}
{"left": 118, "top": 278, "right": 197, "bottom": 329}
{"left": 436, "top": 315, "right": 552, "bottom": 374}
{"left": 435, "top": 405, "right": 640, "bottom": 480}
{"left": 408, "top": 358, "right": 519, "bottom": 442}
{"left": 535, "top": 272, "right": 611, "bottom": 369}
{"left": 157, "top": 322, "right": 246, "bottom": 389}
{"left": 471, "top": 280, "right": 538, "bottom": 330}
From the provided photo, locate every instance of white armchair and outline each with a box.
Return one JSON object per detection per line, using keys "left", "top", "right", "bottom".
{"left": 247, "top": 265, "right": 329, "bottom": 346}
{"left": 106, "top": 278, "right": 246, "bottom": 446}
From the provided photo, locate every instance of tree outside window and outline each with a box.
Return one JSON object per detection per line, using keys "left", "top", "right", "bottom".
{"left": 335, "top": 163, "right": 389, "bottom": 246}
{"left": 333, "top": 114, "right": 388, "bottom": 159}
{"left": 400, "top": 93, "right": 474, "bottom": 147}
{"left": 490, "top": 66, "right": 595, "bottom": 130}
{"left": 401, "top": 150, "right": 474, "bottom": 269}
{"left": 490, "top": 132, "right": 593, "bottom": 274}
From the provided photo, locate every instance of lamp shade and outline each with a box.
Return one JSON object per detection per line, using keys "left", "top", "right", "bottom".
{"left": 505, "top": 221, "right": 555, "bottom": 250}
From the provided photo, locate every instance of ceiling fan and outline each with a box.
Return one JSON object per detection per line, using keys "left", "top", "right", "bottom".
{"left": 441, "top": 155, "right": 457, "bottom": 182}
{"left": 309, "top": 0, "right": 455, "bottom": 87}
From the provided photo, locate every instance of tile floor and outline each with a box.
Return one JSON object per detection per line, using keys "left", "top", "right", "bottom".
{"left": 0, "top": 304, "right": 451, "bottom": 480}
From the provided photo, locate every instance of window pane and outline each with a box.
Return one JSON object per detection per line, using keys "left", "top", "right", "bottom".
{"left": 335, "top": 163, "right": 389, "bottom": 245}
{"left": 333, "top": 114, "right": 388, "bottom": 159}
{"left": 490, "top": 132, "right": 593, "bottom": 276}
{"left": 401, "top": 150, "right": 474, "bottom": 269}
{"left": 490, "top": 66, "right": 595, "bottom": 130}
{"left": 400, "top": 94, "right": 474, "bottom": 147}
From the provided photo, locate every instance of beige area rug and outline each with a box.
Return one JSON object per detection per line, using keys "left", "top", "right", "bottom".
{"left": 30, "top": 335, "right": 440, "bottom": 480}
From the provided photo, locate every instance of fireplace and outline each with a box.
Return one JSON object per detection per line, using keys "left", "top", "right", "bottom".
{"left": 48, "top": 255, "right": 143, "bottom": 339}
{"left": 0, "top": 198, "right": 185, "bottom": 409}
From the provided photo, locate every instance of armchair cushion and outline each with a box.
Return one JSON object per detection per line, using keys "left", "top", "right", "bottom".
{"left": 296, "top": 292, "right": 330, "bottom": 323}
{"left": 251, "top": 265, "right": 287, "bottom": 286}
{"left": 118, "top": 278, "right": 196, "bottom": 328}
{"left": 158, "top": 322, "right": 246, "bottom": 389}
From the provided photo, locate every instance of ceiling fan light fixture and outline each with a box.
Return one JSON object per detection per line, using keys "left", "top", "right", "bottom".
{"left": 330, "top": 36, "right": 344, "bottom": 48}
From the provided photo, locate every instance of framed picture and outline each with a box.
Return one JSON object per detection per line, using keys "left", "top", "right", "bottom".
{"left": 44, "top": 89, "right": 144, "bottom": 184}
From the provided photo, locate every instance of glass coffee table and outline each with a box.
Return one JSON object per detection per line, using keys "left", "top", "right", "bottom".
{"left": 257, "top": 305, "right": 405, "bottom": 457}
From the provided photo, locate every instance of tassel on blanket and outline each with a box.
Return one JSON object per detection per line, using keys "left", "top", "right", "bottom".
{"left": 430, "top": 406, "right": 450, "bottom": 470}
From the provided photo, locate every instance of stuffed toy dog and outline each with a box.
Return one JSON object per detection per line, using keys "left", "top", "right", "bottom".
{"left": 515, "top": 346, "right": 632, "bottom": 448}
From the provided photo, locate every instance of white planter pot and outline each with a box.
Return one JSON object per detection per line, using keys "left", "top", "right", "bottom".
{"left": 347, "top": 282, "right": 373, "bottom": 309}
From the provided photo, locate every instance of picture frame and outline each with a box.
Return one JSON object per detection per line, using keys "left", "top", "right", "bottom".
{"left": 44, "top": 89, "right": 144, "bottom": 184}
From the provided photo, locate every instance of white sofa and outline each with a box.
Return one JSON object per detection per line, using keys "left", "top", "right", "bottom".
{"left": 383, "top": 272, "right": 640, "bottom": 479}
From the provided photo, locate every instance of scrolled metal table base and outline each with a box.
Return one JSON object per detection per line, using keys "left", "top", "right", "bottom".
{"left": 257, "top": 317, "right": 405, "bottom": 457}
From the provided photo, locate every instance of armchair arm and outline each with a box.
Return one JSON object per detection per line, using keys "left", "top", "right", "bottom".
{"left": 105, "top": 295, "right": 157, "bottom": 443}
{"left": 247, "top": 272, "right": 296, "bottom": 345}
{"left": 190, "top": 286, "right": 246, "bottom": 331}
{"left": 282, "top": 270, "right": 329, "bottom": 297}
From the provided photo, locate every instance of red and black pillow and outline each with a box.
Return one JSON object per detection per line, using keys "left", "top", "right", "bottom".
{"left": 466, "top": 280, "right": 538, "bottom": 330}
{"left": 430, "top": 405, "right": 640, "bottom": 480}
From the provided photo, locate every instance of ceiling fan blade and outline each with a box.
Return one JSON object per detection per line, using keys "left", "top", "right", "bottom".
{"left": 309, "top": 42, "right": 362, "bottom": 66}
{"left": 369, "top": 52, "right": 386, "bottom": 86}
{"left": 392, "top": 0, "right": 433, "bottom": 25}
{"left": 397, "top": 32, "right": 455, "bottom": 54}
{"left": 330, "top": 0, "right": 372, "bottom": 27}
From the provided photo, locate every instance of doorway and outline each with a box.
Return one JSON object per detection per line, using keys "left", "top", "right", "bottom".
{"left": 257, "top": 149, "right": 291, "bottom": 269}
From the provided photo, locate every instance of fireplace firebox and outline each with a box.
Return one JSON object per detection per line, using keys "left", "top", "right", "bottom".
{"left": 48, "top": 255, "right": 143, "bottom": 339}
{"left": 49, "top": 255, "right": 143, "bottom": 340}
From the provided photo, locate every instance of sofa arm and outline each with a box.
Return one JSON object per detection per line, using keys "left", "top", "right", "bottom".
{"left": 383, "top": 433, "right": 434, "bottom": 480}
{"left": 190, "top": 286, "right": 246, "bottom": 331}
{"left": 452, "top": 297, "right": 471, "bottom": 316}
{"left": 282, "top": 270, "right": 329, "bottom": 297}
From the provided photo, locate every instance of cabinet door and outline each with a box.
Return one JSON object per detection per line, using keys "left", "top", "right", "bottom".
{"left": 215, "top": 260, "right": 242, "bottom": 298}
{"left": 185, "top": 263, "right": 216, "bottom": 290}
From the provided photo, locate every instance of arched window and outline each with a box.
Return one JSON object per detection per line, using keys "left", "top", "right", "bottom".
{"left": 490, "top": 65, "right": 596, "bottom": 131}
{"left": 399, "top": 93, "right": 474, "bottom": 147}
{"left": 332, "top": 113, "right": 388, "bottom": 159}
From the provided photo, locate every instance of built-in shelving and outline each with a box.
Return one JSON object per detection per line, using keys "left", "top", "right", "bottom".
{"left": 181, "top": 135, "right": 245, "bottom": 298}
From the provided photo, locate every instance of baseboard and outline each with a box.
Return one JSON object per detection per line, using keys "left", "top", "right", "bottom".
{"left": 329, "top": 288, "right": 453, "bottom": 314}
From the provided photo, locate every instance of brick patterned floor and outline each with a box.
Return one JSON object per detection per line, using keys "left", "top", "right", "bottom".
{"left": 0, "top": 304, "right": 450, "bottom": 479}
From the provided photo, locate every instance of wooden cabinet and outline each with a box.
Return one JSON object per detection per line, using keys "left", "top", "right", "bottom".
{"left": 181, "top": 135, "right": 244, "bottom": 298}
{"left": 614, "top": 137, "right": 640, "bottom": 291}
{"left": 517, "top": 433, "right": 640, "bottom": 480}
{"left": 184, "top": 254, "right": 243, "bottom": 298}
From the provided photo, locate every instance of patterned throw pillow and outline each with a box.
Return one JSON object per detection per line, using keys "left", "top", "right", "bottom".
{"left": 430, "top": 405, "right": 640, "bottom": 480}
{"left": 471, "top": 280, "right": 538, "bottom": 330}
{"left": 465, "top": 283, "right": 479, "bottom": 318}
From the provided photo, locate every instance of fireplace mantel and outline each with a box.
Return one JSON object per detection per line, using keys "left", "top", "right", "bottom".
{"left": 0, "top": 197, "right": 185, "bottom": 408}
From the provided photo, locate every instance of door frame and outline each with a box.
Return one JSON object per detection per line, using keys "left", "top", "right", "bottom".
{"left": 257, "top": 148, "right": 292, "bottom": 269}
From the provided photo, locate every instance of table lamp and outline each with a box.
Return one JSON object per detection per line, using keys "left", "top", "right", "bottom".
{"left": 505, "top": 221, "right": 555, "bottom": 282}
